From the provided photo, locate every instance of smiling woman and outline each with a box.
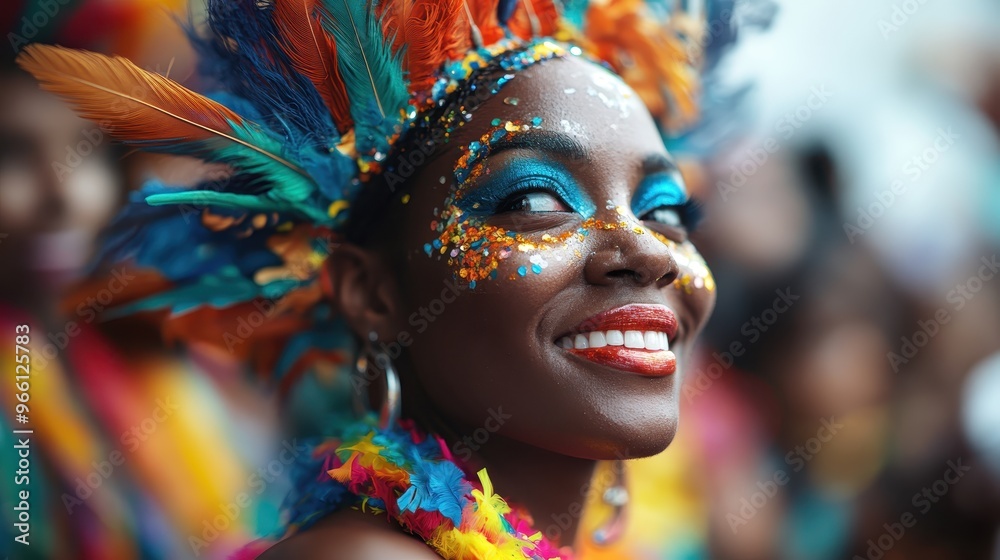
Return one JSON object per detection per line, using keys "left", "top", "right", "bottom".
{"left": 15, "top": 0, "right": 718, "bottom": 558}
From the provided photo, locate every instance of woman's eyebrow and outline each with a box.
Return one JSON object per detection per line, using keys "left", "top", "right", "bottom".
{"left": 456, "top": 128, "right": 591, "bottom": 182}
{"left": 491, "top": 129, "right": 590, "bottom": 161}
{"left": 641, "top": 154, "right": 679, "bottom": 176}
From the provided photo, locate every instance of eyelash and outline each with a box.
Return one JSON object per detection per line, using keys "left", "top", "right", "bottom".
{"left": 640, "top": 199, "right": 703, "bottom": 233}
{"left": 462, "top": 177, "right": 578, "bottom": 216}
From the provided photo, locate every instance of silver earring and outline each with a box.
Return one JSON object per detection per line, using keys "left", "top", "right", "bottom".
{"left": 592, "top": 459, "right": 629, "bottom": 545}
{"left": 353, "top": 331, "right": 401, "bottom": 430}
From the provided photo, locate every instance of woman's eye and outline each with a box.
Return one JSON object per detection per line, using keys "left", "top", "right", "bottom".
{"left": 497, "top": 191, "right": 571, "bottom": 213}
{"left": 642, "top": 206, "right": 683, "bottom": 228}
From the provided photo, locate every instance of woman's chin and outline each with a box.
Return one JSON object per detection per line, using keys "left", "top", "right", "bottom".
{"left": 533, "top": 413, "right": 679, "bottom": 461}
{"left": 605, "top": 419, "right": 678, "bottom": 460}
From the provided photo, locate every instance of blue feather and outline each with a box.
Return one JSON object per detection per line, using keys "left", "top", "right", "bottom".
{"left": 397, "top": 452, "right": 468, "bottom": 525}
{"left": 189, "top": 0, "right": 339, "bottom": 146}
{"left": 497, "top": 0, "right": 520, "bottom": 27}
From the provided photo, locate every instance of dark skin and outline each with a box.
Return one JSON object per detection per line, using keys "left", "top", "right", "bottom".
{"left": 262, "top": 56, "right": 715, "bottom": 559}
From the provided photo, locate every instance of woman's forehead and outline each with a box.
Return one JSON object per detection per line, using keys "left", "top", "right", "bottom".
{"left": 439, "top": 57, "right": 663, "bottom": 166}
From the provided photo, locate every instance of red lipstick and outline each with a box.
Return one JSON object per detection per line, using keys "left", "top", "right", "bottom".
{"left": 556, "top": 304, "right": 679, "bottom": 377}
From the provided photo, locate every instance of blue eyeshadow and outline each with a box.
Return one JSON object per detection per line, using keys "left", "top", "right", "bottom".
{"left": 458, "top": 158, "right": 596, "bottom": 218}
{"left": 631, "top": 173, "right": 688, "bottom": 217}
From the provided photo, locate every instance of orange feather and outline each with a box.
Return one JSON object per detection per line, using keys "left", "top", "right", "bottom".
{"left": 405, "top": 0, "right": 464, "bottom": 91}
{"left": 375, "top": 0, "right": 410, "bottom": 55}
{"left": 15, "top": 44, "right": 305, "bottom": 172}
{"left": 466, "top": 0, "right": 504, "bottom": 46}
{"left": 509, "top": 0, "right": 560, "bottom": 39}
{"left": 272, "top": 0, "right": 354, "bottom": 132}
{"left": 18, "top": 44, "right": 244, "bottom": 144}
{"left": 585, "top": 0, "right": 699, "bottom": 128}
{"left": 446, "top": 0, "right": 473, "bottom": 58}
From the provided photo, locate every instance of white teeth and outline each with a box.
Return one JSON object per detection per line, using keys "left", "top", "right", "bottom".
{"left": 589, "top": 331, "right": 607, "bottom": 348}
{"left": 624, "top": 330, "right": 644, "bottom": 349}
{"left": 606, "top": 330, "right": 624, "bottom": 346}
{"left": 644, "top": 331, "right": 660, "bottom": 350}
{"left": 558, "top": 330, "right": 672, "bottom": 351}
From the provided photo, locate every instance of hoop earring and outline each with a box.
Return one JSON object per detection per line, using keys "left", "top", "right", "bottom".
{"left": 592, "top": 459, "right": 628, "bottom": 546}
{"left": 353, "top": 331, "right": 401, "bottom": 430}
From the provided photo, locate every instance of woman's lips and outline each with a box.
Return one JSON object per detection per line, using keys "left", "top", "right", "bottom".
{"left": 555, "top": 304, "right": 679, "bottom": 377}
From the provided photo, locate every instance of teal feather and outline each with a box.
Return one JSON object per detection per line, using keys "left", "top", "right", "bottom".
{"left": 321, "top": 0, "right": 409, "bottom": 152}
{"left": 145, "top": 190, "right": 331, "bottom": 225}
{"left": 213, "top": 120, "right": 316, "bottom": 202}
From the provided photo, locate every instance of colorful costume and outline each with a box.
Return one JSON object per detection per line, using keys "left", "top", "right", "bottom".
{"left": 16, "top": 0, "right": 717, "bottom": 557}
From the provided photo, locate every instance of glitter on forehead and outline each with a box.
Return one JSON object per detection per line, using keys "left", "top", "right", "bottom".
{"left": 380, "top": 39, "right": 569, "bottom": 186}
{"left": 417, "top": 39, "right": 568, "bottom": 136}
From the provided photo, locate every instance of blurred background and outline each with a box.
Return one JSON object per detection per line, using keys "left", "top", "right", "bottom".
{"left": 0, "top": 0, "right": 998, "bottom": 559}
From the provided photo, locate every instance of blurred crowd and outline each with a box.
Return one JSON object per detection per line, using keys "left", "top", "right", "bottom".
{"left": 0, "top": 0, "right": 998, "bottom": 559}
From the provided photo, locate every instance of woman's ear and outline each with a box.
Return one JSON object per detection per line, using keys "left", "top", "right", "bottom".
{"left": 325, "top": 243, "right": 401, "bottom": 341}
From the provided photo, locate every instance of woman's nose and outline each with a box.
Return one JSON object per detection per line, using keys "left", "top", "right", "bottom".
{"left": 583, "top": 221, "right": 679, "bottom": 288}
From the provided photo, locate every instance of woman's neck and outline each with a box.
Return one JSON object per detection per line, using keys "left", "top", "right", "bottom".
{"left": 401, "top": 381, "right": 599, "bottom": 549}
{"left": 456, "top": 433, "right": 598, "bottom": 550}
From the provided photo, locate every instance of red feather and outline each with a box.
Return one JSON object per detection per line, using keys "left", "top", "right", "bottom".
{"left": 466, "top": 0, "right": 504, "bottom": 46}
{"left": 509, "top": 0, "right": 560, "bottom": 39}
{"left": 272, "top": 0, "right": 354, "bottom": 132}
{"left": 405, "top": 0, "right": 464, "bottom": 91}
{"left": 446, "top": 1, "right": 473, "bottom": 58}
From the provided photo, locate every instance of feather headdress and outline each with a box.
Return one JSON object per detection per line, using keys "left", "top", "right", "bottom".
{"left": 17, "top": 0, "right": 706, "bottom": 385}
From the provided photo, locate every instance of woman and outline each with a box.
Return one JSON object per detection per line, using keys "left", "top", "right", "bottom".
{"left": 18, "top": 0, "right": 717, "bottom": 557}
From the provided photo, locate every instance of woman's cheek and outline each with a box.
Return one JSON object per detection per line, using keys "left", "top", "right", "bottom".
{"left": 424, "top": 211, "right": 591, "bottom": 289}
{"left": 648, "top": 230, "right": 716, "bottom": 295}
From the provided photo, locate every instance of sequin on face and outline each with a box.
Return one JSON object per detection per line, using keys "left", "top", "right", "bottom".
{"left": 649, "top": 230, "right": 716, "bottom": 293}
{"left": 425, "top": 118, "right": 591, "bottom": 287}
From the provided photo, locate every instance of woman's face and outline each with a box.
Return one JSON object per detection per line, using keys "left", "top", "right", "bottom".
{"left": 0, "top": 75, "right": 122, "bottom": 280}
{"left": 381, "top": 56, "right": 715, "bottom": 460}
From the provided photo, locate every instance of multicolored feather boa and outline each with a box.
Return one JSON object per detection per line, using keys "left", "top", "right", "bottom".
{"left": 275, "top": 418, "right": 573, "bottom": 559}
